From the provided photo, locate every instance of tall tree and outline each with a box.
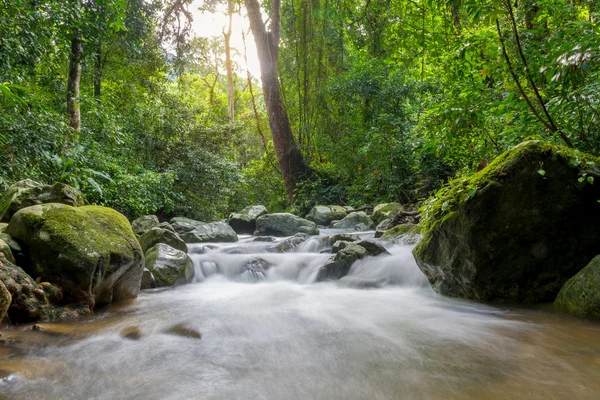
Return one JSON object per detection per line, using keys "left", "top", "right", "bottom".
{"left": 224, "top": 0, "right": 235, "bottom": 121}
{"left": 67, "top": 2, "right": 83, "bottom": 132}
{"left": 244, "top": 0, "right": 311, "bottom": 199}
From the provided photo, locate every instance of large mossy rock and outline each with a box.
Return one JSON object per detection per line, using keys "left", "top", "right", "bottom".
{"left": 171, "top": 218, "right": 238, "bottom": 243}
{"left": 305, "top": 205, "right": 347, "bottom": 226}
{"left": 555, "top": 255, "right": 600, "bottom": 318}
{"left": 0, "top": 179, "right": 84, "bottom": 222}
{"left": 413, "top": 141, "right": 600, "bottom": 303}
{"left": 332, "top": 212, "right": 375, "bottom": 231}
{"left": 131, "top": 215, "right": 160, "bottom": 236}
{"left": 228, "top": 205, "right": 268, "bottom": 234}
{"left": 0, "top": 254, "right": 91, "bottom": 323}
{"left": 316, "top": 244, "right": 368, "bottom": 281}
{"left": 6, "top": 203, "right": 144, "bottom": 306}
{"left": 139, "top": 227, "right": 188, "bottom": 253}
{"left": 255, "top": 213, "right": 319, "bottom": 237}
{"left": 372, "top": 203, "right": 403, "bottom": 224}
{"left": 145, "top": 243, "right": 194, "bottom": 287}
{"left": 380, "top": 224, "right": 422, "bottom": 240}
{"left": 0, "top": 239, "right": 15, "bottom": 264}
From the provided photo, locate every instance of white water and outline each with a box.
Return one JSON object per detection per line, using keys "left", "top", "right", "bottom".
{"left": 2, "top": 230, "right": 600, "bottom": 399}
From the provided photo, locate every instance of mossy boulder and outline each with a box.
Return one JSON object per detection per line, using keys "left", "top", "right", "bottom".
{"left": 6, "top": 203, "right": 144, "bottom": 306}
{"left": 131, "top": 215, "right": 160, "bottom": 236}
{"left": 255, "top": 213, "right": 319, "bottom": 237}
{"left": 228, "top": 205, "right": 268, "bottom": 234}
{"left": 316, "top": 244, "right": 368, "bottom": 281}
{"left": 0, "top": 239, "right": 15, "bottom": 264}
{"left": 555, "top": 255, "right": 600, "bottom": 318}
{"left": 380, "top": 224, "right": 422, "bottom": 240}
{"left": 332, "top": 212, "right": 375, "bottom": 231}
{"left": 372, "top": 203, "right": 403, "bottom": 224}
{"left": 305, "top": 205, "right": 347, "bottom": 226}
{"left": 0, "top": 254, "right": 91, "bottom": 323}
{"left": 413, "top": 141, "right": 600, "bottom": 303}
{"left": 145, "top": 243, "right": 194, "bottom": 287}
{"left": 0, "top": 179, "right": 84, "bottom": 222}
{"left": 139, "top": 227, "right": 188, "bottom": 253}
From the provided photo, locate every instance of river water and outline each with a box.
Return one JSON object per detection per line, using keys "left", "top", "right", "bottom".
{"left": 2, "top": 230, "right": 600, "bottom": 399}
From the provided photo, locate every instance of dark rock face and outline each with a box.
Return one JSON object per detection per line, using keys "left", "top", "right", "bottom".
{"left": 255, "top": 213, "right": 319, "bottom": 237}
{"left": 316, "top": 244, "right": 368, "bottom": 281}
{"left": 414, "top": 141, "right": 600, "bottom": 303}
{"left": 356, "top": 240, "right": 390, "bottom": 256}
{"left": 171, "top": 218, "right": 238, "bottom": 243}
{"left": 229, "top": 205, "right": 268, "bottom": 234}
{"left": 555, "top": 255, "right": 600, "bottom": 318}
{"left": 6, "top": 203, "right": 144, "bottom": 306}
{"left": 0, "top": 180, "right": 84, "bottom": 222}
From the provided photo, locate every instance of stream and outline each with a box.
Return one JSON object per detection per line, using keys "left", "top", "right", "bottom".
{"left": 2, "top": 229, "right": 600, "bottom": 399}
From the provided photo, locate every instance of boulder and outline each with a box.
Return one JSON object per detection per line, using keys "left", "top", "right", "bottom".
{"left": 131, "top": 215, "right": 159, "bottom": 236}
{"left": 379, "top": 224, "right": 422, "bottom": 240}
{"left": 145, "top": 243, "right": 194, "bottom": 287}
{"left": 331, "top": 240, "right": 351, "bottom": 254}
{"left": 255, "top": 213, "right": 319, "bottom": 236}
{"left": 305, "top": 205, "right": 347, "bottom": 226}
{"left": 0, "top": 179, "right": 84, "bottom": 222}
{"left": 0, "top": 223, "right": 7, "bottom": 232}
{"left": 555, "top": 255, "right": 600, "bottom": 318}
{"left": 374, "top": 218, "right": 392, "bottom": 237}
{"left": 316, "top": 244, "right": 368, "bottom": 281}
{"left": 140, "top": 268, "right": 156, "bottom": 290}
{"left": 413, "top": 141, "right": 600, "bottom": 303}
{"left": 6, "top": 203, "right": 144, "bottom": 306}
{"left": 332, "top": 212, "right": 375, "bottom": 231}
{"left": 272, "top": 233, "right": 309, "bottom": 253}
{"left": 171, "top": 217, "right": 238, "bottom": 243}
{"left": 0, "top": 254, "right": 91, "bottom": 323}
{"left": 254, "top": 236, "right": 276, "bottom": 242}
{"left": 356, "top": 239, "right": 390, "bottom": 256}
{"left": 328, "top": 220, "right": 341, "bottom": 228}
{"left": 139, "top": 227, "right": 188, "bottom": 253}
{"left": 0, "top": 233, "right": 24, "bottom": 267}
{"left": 158, "top": 222, "right": 176, "bottom": 233}
{"left": 0, "top": 239, "right": 15, "bottom": 264}
{"left": 328, "top": 233, "right": 360, "bottom": 245}
{"left": 229, "top": 205, "right": 268, "bottom": 234}
{"left": 372, "top": 203, "right": 403, "bottom": 224}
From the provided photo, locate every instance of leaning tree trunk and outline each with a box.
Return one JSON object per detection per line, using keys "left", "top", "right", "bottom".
{"left": 244, "top": 0, "right": 311, "bottom": 199}
{"left": 67, "top": 33, "right": 83, "bottom": 131}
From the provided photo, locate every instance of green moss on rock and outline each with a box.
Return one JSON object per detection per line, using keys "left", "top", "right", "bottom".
{"left": 555, "top": 255, "right": 600, "bottom": 318}
{"left": 372, "top": 203, "right": 403, "bottom": 224}
{"left": 380, "top": 224, "right": 422, "bottom": 239}
{"left": 6, "top": 203, "right": 143, "bottom": 306}
{"left": 413, "top": 141, "right": 600, "bottom": 303}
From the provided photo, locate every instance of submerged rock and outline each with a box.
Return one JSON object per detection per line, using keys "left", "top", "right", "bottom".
{"left": 372, "top": 203, "right": 403, "bottom": 224}
{"left": 6, "top": 203, "right": 144, "bottom": 306}
{"left": 229, "top": 205, "right": 268, "bottom": 234}
{"left": 145, "top": 243, "right": 194, "bottom": 287}
{"left": 332, "top": 212, "right": 375, "bottom": 231}
{"left": 254, "top": 236, "right": 276, "bottom": 242}
{"left": 555, "top": 255, "right": 600, "bottom": 319}
{"left": 255, "top": 213, "right": 319, "bottom": 236}
{"left": 240, "top": 258, "right": 270, "bottom": 282}
{"left": 139, "top": 227, "right": 188, "bottom": 254}
{"left": 164, "top": 323, "right": 201, "bottom": 339}
{"left": 305, "top": 205, "right": 347, "bottom": 226}
{"left": 414, "top": 141, "right": 600, "bottom": 303}
{"left": 131, "top": 215, "right": 159, "bottom": 236}
{"left": 316, "top": 244, "right": 368, "bottom": 281}
{"left": 0, "top": 179, "right": 84, "bottom": 222}
{"left": 121, "top": 326, "right": 142, "bottom": 340}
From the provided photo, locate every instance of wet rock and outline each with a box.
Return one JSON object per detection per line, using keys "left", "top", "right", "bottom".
{"left": 414, "top": 141, "right": 600, "bottom": 303}
{"left": 316, "top": 244, "right": 368, "bottom": 281}
{"left": 272, "top": 233, "right": 308, "bottom": 253}
{"left": 328, "top": 233, "right": 360, "bottom": 245}
{"left": 228, "top": 205, "right": 268, "bottom": 234}
{"left": 6, "top": 204, "right": 144, "bottom": 307}
{"left": 380, "top": 224, "right": 422, "bottom": 240}
{"left": 145, "top": 243, "right": 194, "bottom": 287}
{"left": 356, "top": 239, "right": 390, "bottom": 256}
{"left": 240, "top": 258, "right": 270, "bottom": 282}
{"left": 0, "top": 369, "right": 18, "bottom": 386}
{"left": 254, "top": 236, "right": 276, "bottom": 242}
{"left": 171, "top": 218, "right": 238, "bottom": 243}
{"left": 374, "top": 219, "right": 392, "bottom": 238}
{"left": 158, "top": 222, "right": 176, "bottom": 233}
{"left": 331, "top": 240, "right": 351, "bottom": 254}
{"left": 121, "top": 326, "right": 142, "bottom": 340}
{"left": 332, "top": 212, "right": 375, "bottom": 231}
{"left": 555, "top": 255, "right": 600, "bottom": 319}
{"left": 165, "top": 323, "right": 201, "bottom": 339}
{"left": 328, "top": 220, "right": 341, "bottom": 228}
{"left": 305, "top": 205, "right": 347, "bottom": 226}
{"left": 131, "top": 215, "right": 159, "bottom": 236}
{"left": 372, "top": 203, "right": 403, "bottom": 224}
{"left": 0, "top": 239, "right": 15, "bottom": 264}
{"left": 140, "top": 268, "right": 156, "bottom": 290}
{"left": 256, "top": 213, "right": 319, "bottom": 236}
{"left": 139, "top": 227, "right": 188, "bottom": 253}
{"left": 0, "top": 179, "right": 84, "bottom": 222}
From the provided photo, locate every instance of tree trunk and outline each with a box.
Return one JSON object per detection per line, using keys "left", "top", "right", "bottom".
{"left": 67, "top": 33, "right": 83, "bottom": 131}
{"left": 93, "top": 39, "right": 102, "bottom": 98}
{"left": 451, "top": 1, "right": 461, "bottom": 35}
{"left": 224, "top": 0, "right": 235, "bottom": 121}
{"left": 244, "top": 0, "right": 311, "bottom": 199}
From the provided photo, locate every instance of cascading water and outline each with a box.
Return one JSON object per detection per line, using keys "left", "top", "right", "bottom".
{"left": 2, "top": 229, "right": 600, "bottom": 399}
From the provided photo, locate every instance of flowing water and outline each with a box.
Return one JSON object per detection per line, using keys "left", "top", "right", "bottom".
{"left": 2, "top": 230, "right": 600, "bottom": 399}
